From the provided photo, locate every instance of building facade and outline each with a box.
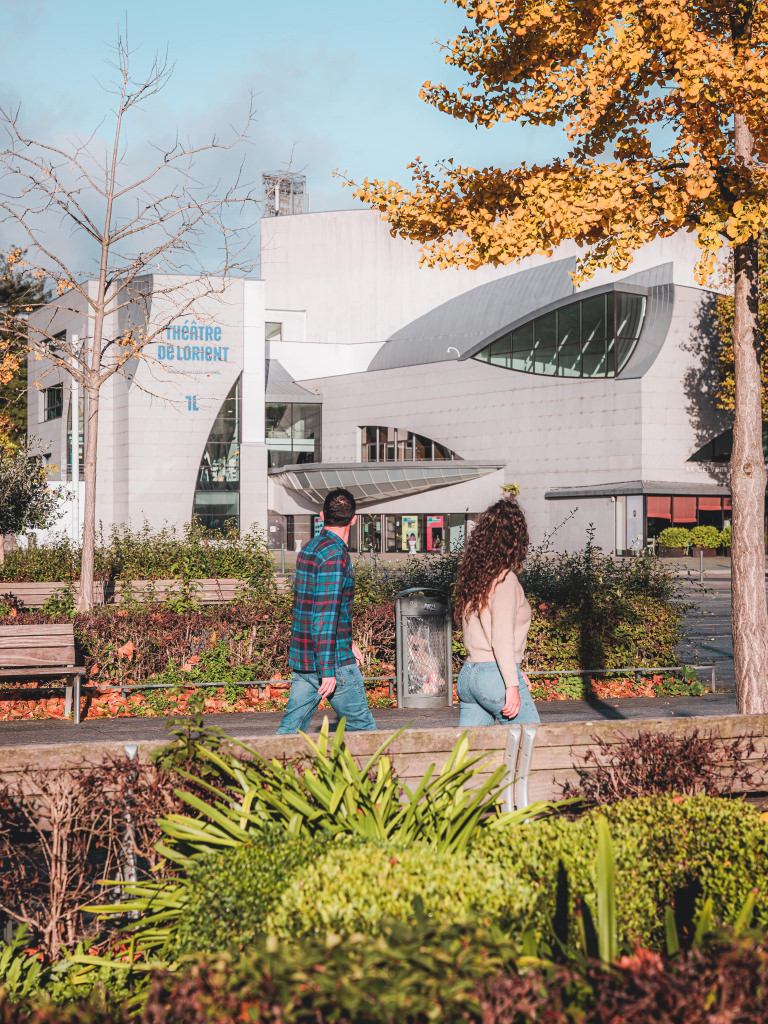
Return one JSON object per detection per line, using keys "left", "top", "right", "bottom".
{"left": 28, "top": 209, "right": 732, "bottom": 555}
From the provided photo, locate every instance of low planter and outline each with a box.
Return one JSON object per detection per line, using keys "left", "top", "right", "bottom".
{"left": 691, "top": 546, "right": 718, "bottom": 558}
{"left": 658, "top": 546, "right": 685, "bottom": 557}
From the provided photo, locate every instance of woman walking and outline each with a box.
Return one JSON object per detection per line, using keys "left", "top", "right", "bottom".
{"left": 454, "top": 497, "right": 540, "bottom": 726}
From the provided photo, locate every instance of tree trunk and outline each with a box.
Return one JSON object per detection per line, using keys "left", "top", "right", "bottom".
{"left": 0, "top": 534, "right": 5, "bottom": 565}
{"left": 731, "top": 119, "right": 768, "bottom": 713}
{"left": 77, "top": 384, "right": 99, "bottom": 612}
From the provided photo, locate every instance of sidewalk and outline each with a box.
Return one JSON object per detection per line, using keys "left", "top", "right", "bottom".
{"left": 0, "top": 692, "right": 738, "bottom": 755}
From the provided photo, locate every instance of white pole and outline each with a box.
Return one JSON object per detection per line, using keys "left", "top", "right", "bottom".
{"left": 70, "top": 336, "right": 80, "bottom": 545}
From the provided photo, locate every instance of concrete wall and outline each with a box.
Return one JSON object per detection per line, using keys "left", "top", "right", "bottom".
{"left": 28, "top": 276, "right": 269, "bottom": 540}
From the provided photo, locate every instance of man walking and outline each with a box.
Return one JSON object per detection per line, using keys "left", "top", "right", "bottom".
{"left": 277, "top": 487, "right": 378, "bottom": 734}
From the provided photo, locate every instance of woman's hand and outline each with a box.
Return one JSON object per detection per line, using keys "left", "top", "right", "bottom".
{"left": 502, "top": 685, "right": 520, "bottom": 719}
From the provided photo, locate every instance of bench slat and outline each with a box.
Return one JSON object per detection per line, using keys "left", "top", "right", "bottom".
{"left": 0, "top": 666, "right": 85, "bottom": 679}
{"left": 0, "top": 624, "right": 75, "bottom": 638}
{"left": 0, "top": 625, "right": 76, "bottom": 668}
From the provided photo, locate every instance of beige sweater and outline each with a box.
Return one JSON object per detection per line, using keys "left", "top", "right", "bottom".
{"left": 461, "top": 571, "right": 532, "bottom": 688}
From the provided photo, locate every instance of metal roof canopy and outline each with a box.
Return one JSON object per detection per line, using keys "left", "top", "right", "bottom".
{"left": 545, "top": 479, "right": 730, "bottom": 500}
{"left": 270, "top": 461, "right": 504, "bottom": 508}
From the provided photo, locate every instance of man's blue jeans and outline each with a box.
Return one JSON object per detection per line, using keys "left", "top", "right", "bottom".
{"left": 276, "top": 662, "right": 378, "bottom": 734}
{"left": 457, "top": 661, "right": 540, "bottom": 727}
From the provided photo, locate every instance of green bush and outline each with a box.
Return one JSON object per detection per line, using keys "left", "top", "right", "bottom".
{"left": 263, "top": 795, "right": 768, "bottom": 950}
{"left": 721, "top": 524, "right": 732, "bottom": 548}
{"left": 171, "top": 832, "right": 333, "bottom": 956}
{"left": 689, "top": 525, "right": 722, "bottom": 549}
{"left": 656, "top": 526, "right": 692, "bottom": 550}
{"left": 266, "top": 844, "right": 519, "bottom": 939}
{"left": 524, "top": 596, "right": 682, "bottom": 672}
{"left": 0, "top": 520, "right": 275, "bottom": 589}
{"left": 142, "top": 922, "right": 520, "bottom": 1024}
{"left": 473, "top": 795, "right": 768, "bottom": 948}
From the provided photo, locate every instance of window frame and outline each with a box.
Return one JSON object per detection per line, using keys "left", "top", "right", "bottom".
{"left": 44, "top": 383, "right": 63, "bottom": 421}
{"left": 471, "top": 286, "right": 647, "bottom": 380}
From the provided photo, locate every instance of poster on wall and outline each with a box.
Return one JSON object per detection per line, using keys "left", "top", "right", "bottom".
{"left": 313, "top": 516, "right": 323, "bottom": 537}
{"left": 427, "top": 515, "right": 444, "bottom": 552}
{"left": 402, "top": 514, "right": 419, "bottom": 554}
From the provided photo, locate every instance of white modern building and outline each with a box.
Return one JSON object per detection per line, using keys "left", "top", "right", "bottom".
{"left": 28, "top": 206, "right": 734, "bottom": 555}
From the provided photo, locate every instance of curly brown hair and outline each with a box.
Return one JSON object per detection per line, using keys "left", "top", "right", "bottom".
{"left": 453, "top": 498, "right": 529, "bottom": 621}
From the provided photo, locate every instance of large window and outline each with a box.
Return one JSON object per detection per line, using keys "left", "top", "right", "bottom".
{"left": 646, "top": 495, "right": 732, "bottom": 542}
{"left": 192, "top": 379, "right": 240, "bottom": 533}
{"left": 361, "top": 426, "right": 459, "bottom": 462}
{"left": 266, "top": 401, "right": 322, "bottom": 469}
{"left": 473, "top": 290, "right": 646, "bottom": 378}
{"left": 44, "top": 384, "right": 63, "bottom": 420}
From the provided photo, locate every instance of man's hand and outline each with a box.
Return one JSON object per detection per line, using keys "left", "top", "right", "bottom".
{"left": 502, "top": 685, "right": 521, "bottom": 719}
{"left": 352, "top": 642, "right": 364, "bottom": 667}
{"left": 319, "top": 676, "right": 337, "bottom": 698}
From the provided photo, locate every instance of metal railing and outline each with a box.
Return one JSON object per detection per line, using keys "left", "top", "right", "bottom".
{"left": 75, "top": 663, "right": 717, "bottom": 700}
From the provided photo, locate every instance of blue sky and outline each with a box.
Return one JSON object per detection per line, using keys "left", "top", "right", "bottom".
{"left": 0, "top": 0, "right": 566, "bottom": 216}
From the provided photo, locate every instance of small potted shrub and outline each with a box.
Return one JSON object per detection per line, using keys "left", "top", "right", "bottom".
{"left": 720, "top": 524, "right": 731, "bottom": 554}
{"left": 656, "top": 526, "right": 691, "bottom": 556}
{"left": 689, "top": 524, "right": 722, "bottom": 557}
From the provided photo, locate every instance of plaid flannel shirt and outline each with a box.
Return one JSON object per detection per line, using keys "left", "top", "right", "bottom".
{"left": 288, "top": 529, "right": 355, "bottom": 677}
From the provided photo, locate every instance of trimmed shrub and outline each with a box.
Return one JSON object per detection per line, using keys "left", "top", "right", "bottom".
{"left": 170, "top": 833, "right": 333, "bottom": 956}
{"left": 656, "top": 526, "right": 692, "bottom": 550}
{"left": 266, "top": 844, "right": 520, "bottom": 939}
{"left": 689, "top": 524, "right": 723, "bottom": 550}
{"left": 473, "top": 795, "right": 768, "bottom": 948}
{"left": 721, "top": 524, "right": 732, "bottom": 548}
{"left": 146, "top": 795, "right": 768, "bottom": 952}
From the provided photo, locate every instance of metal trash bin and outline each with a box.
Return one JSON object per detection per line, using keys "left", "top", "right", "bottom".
{"left": 394, "top": 587, "right": 454, "bottom": 708}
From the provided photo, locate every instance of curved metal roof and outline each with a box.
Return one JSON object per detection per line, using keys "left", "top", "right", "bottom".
{"left": 367, "top": 259, "right": 676, "bottom": 378}
{"left": 270, "top": 461, "right": 503, "bottom": 509}
{"left": 367, "top": 257, "right": 578, "bottom": 372}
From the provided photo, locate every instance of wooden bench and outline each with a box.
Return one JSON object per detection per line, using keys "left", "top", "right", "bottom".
{"left": 0, "top": 624, "right": 86, "bottom": 724}
{"left": 108, "top": 578, "right": 240, "bottom": 604}
{"left": 0, "top": 582, "right": 106, "bottom": 608}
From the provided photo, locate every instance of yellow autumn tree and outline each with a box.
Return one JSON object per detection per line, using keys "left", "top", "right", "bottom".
{"left": 352, "top": 0, "right": 768, "bottom": 715}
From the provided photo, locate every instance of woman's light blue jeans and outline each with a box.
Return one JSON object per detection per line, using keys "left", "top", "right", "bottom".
{"left": 276, "top": 662, "right": 378, "bottom": 734}
{"left": 457, "top": 661, "right": 540, "bottom": 727}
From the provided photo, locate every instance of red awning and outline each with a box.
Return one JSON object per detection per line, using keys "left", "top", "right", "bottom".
{"left": 673, "top": 496, "right": 697, "bottom": 523}
{"left": 698, "top": 497, "right": 722, "bottom": 511}
{"left": 647, "top": 496, "right": 671, "bottom": 519}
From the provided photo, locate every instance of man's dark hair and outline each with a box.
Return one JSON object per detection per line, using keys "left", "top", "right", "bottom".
{"left": 323, "top": 488, "right": 356, "bottom": 527}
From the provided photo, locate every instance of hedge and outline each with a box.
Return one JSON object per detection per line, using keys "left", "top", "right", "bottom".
{"left": 265, "top": 844, "right": 517, "bottom": 940}
{"left": 265, "top": 796, "right": 768, "bottom": 948}
{"left": 474, "top": 795, "right": 768, "bottom": 947}
{"left": 5, "top": 929, "right": 768, "bottom": 1024}
{"left": 169, "top": 832, "right": 333, "bottom": 957}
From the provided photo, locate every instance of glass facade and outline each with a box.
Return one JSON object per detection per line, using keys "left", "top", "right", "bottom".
{"left": 273, "top": 512, "right": 479, "bottom": 554}
{"left": 266, "top": 401, "right": 322, "bottom": 469}
{"left": 473, "top": 290, "right": 646, "bottom": 378}
{"left": 361, "top": 426, "right": 459, "bottom": 462}
{"left": 192, "top": 379, "right": 240, "bottom": 533}
{"left": 348, "top": 513, "right": 471, "bottom": 553}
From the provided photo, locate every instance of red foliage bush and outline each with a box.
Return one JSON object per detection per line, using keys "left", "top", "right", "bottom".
{"left": 560, "top": 729, "right": 758, "bottom": 806}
